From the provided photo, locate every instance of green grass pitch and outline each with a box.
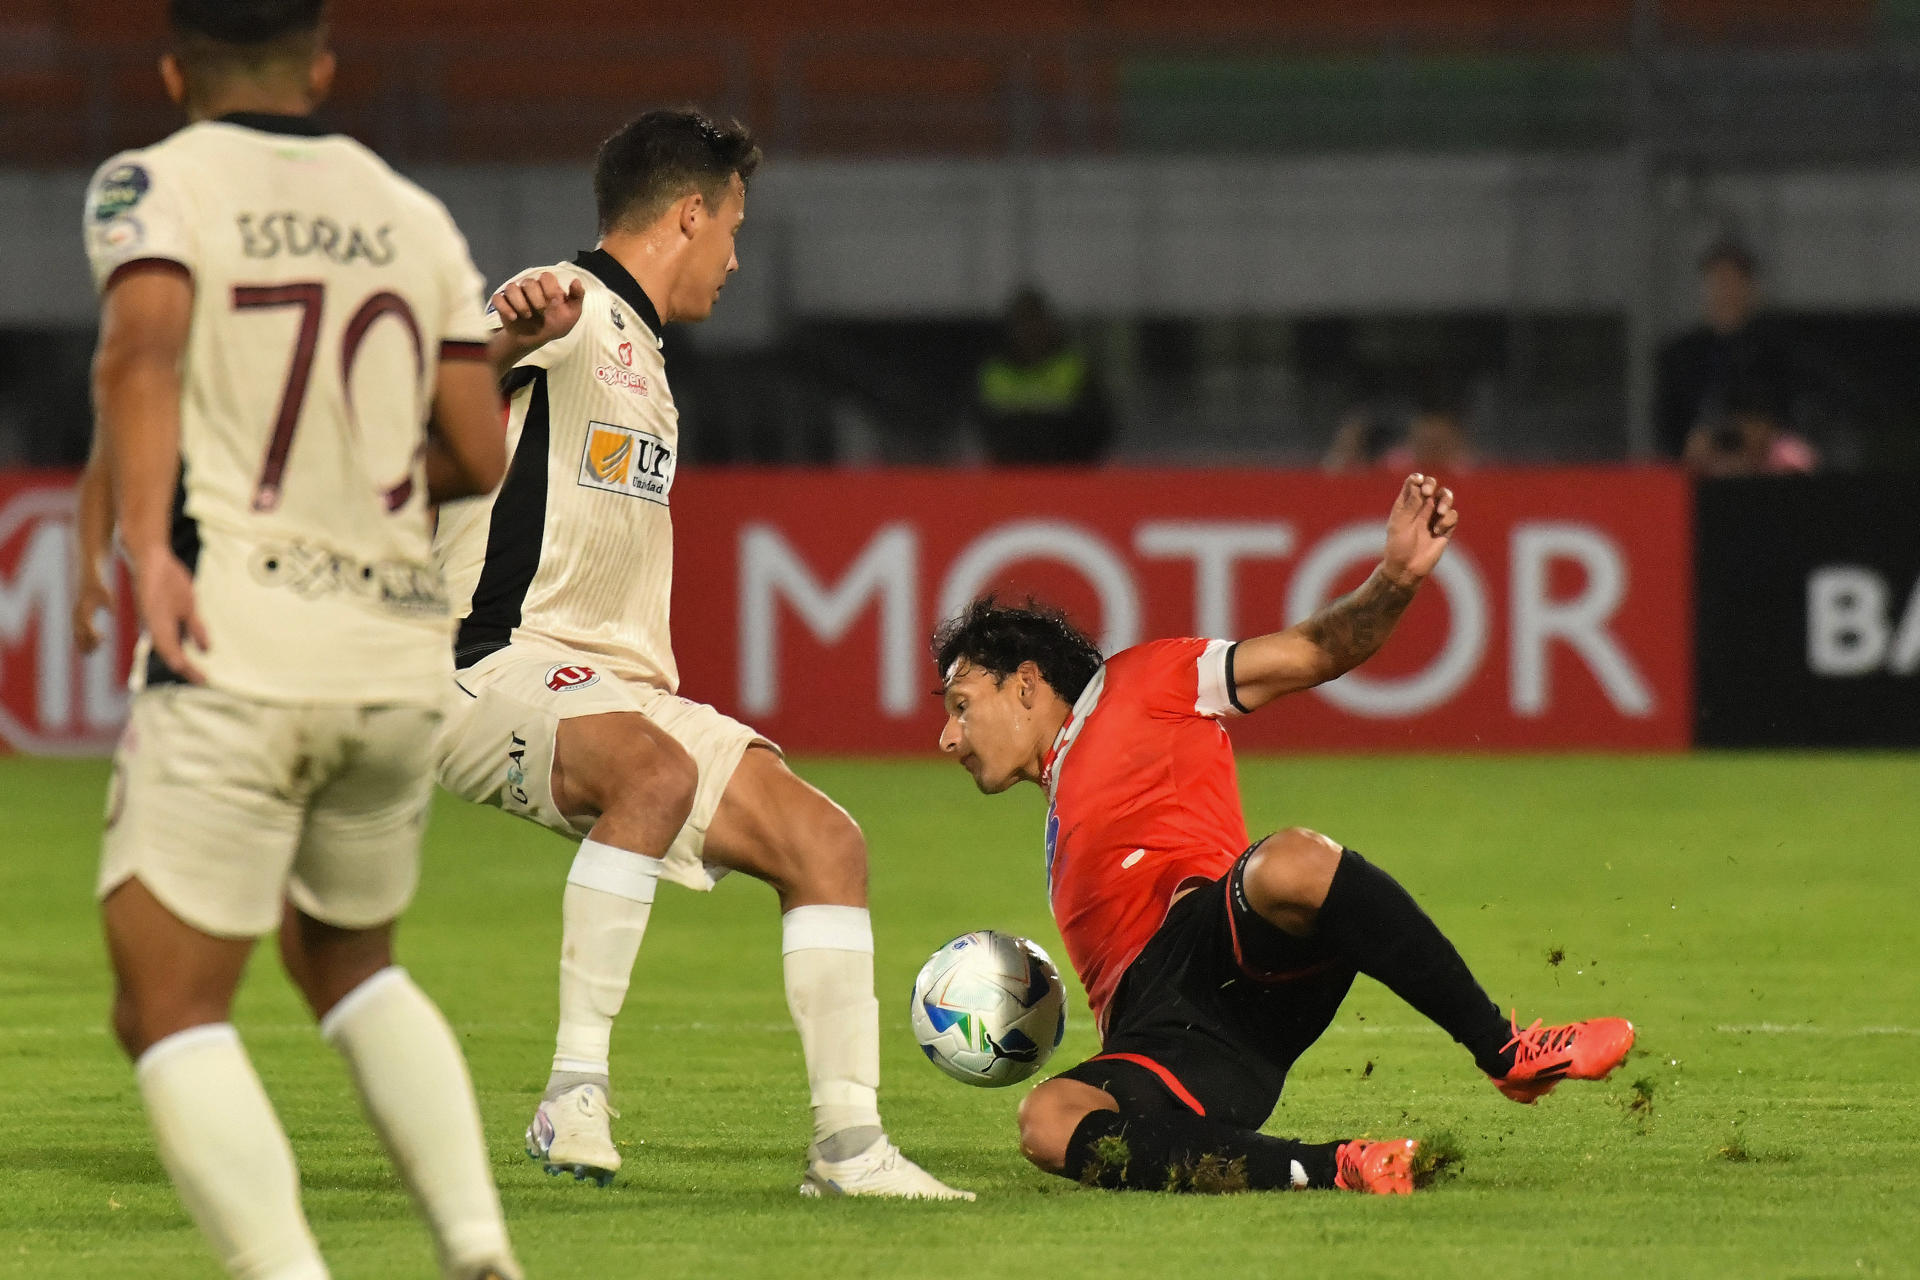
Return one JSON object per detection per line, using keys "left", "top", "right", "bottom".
{"left": 2, "top": 752, "right": 1916, "bottom": 1278}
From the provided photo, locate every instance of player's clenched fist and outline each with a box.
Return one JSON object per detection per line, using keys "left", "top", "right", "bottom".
{"left": 486, "top": 270, "right": 586, "bottom": 381}
{"left": 1381, "top": 472, "right": 1459, "bottom": 587}
{"left": 492, "top": 270, "right": 585, "bottom": 346}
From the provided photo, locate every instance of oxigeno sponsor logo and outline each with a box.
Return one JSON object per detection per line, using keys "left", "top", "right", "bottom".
{"left": 0, "top": 486, "right": 130, "bottom": 753}
{"left": 593, "top": 365, "right": 649, "bottom": 395}
{"left": 736, "top": 518, "right": 1655, "bottom": 722}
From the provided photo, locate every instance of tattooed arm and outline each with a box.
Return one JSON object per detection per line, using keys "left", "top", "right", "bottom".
{"left": 1225, "top": 474, "right": 1459, "bottom": 712}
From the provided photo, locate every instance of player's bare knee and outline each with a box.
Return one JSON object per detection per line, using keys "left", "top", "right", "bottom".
{"left": 610, "top": 729, "right": 697, "bottom": 830}
{"left": 1017, "top": 1084, "right": 1082, "bottom": 1175}
{"left": 1245, "top": 828, "right": 1343, "bottom": 918}
{"left": 790, "top": 803, "right": 868, "bottom": 904}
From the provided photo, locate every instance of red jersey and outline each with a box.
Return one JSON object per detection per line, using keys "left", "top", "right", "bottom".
{"left": 1041, "top": 637, "right": 1249, "bottom": 1030}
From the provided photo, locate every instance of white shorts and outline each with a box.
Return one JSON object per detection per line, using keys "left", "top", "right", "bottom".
{"left": 99, "top": 685, "right": 441, "bottom": 939}
{"left": 433, "top": 643, "right": 774, "bottom": 892}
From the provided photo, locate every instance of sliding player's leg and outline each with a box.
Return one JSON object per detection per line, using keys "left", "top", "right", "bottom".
{"left": 99, "top": 688, "right": 326, "bottom": 1279}
{"left": 1020, "top": 1069, "right": 1413, "bottom": 1195}
{"left": 1236, "top": 828, "right": 1634, "bottom": 1099}
{"left": 699, "top": 744, "right": 973, "bottom": 1200}
{"left": 282, "top": 703, "right": 520, "bottom": 1280}
{"left": 436, "top": 657, "right": 696, "bottom": 1183}
{"left": 1014, "top": 874, "right": 1415, "bottom": 1195}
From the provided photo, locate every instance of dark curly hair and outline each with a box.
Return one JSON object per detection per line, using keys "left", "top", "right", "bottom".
{"left": 931, "top": 596, "right": 1103, "bottom": 704}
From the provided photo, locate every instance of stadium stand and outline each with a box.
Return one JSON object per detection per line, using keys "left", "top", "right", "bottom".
{"left": 0, "top": 0, "right": 1885, "bottom": 164}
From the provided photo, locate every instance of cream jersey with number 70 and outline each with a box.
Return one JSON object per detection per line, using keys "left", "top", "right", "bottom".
{"left": 435, "top": 249, "right": 682, "bottom": 692}
{"left": 82, "top": 113, "right": 493, "bottom": 704}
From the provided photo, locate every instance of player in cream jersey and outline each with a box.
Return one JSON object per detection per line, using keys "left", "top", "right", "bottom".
{"left": 433, "top": 111, "right": 968, "bottom": 1200}
{"left": 88, "top": 93, "right": 487, "bottom": 703}
{"left": 83, "top": 3, "right": 520, "bottom": 1277}
{"left": 434, "top": 245, "right": 679, "bottom": 690}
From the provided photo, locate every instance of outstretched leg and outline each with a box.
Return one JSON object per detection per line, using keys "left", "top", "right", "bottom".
{"left": 1239, "top": 828, "right": 1633, "bottom": 1097}
{"left": 705, "top": 746, "right": 971, "bottom": 1200}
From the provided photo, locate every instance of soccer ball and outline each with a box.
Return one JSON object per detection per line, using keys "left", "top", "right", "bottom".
{"left": 910, "top": 931, "right": 1067, "bottom": 1087}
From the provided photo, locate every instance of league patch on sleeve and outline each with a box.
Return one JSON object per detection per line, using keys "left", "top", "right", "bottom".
{"left": 91, "top": 163, "right": 151, "bottom": 222}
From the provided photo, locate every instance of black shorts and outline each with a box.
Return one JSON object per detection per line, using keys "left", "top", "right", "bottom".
{"left": 1054, "top": 842, "right": 1357, "bottom": 1131}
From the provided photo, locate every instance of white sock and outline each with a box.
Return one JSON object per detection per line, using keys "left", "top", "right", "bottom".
{"left": 134, "top": 1024, "right": 328, "bottom": 1280}
{"left": 552, "top": 838, "right": 661, "bottom": 1089}
{"left": 782, "top": 905, "right": 883, "bottom": 1159}
{"left": 321, "top": 968, "right": 515, "bottom": 1280}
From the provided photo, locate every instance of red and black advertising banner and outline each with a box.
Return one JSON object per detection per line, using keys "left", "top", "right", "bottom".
{"left": 670, "top": 467, "right": 1695, "bottom": 754}
{"left": 1, "top": 466, "right": 1693, "bottom": 755}
{"left": 0, "top": 470, "right": 137, "bottom": 755}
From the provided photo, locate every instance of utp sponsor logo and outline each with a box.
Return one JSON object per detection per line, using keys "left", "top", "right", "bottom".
{"left": 578, "top": 421, "right": 673, "bottom": 504}
{"left": 545, "top": 664, "right": 600, "bottom": 692}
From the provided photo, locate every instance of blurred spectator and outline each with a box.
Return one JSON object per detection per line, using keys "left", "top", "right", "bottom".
{"left": 975, "top": 288, "right": 1113, "bottom": 464}
{"left": 1324, "top": 384, "right": 1475, "bottom": 474}
{"left": 1682, "top": 380, "right": 1819, "bottom": 477}
{"left": 1656, "top": 238, "right": 1801, "bottom": 461}
{"left": 1382, "top": 390, "right": 1475, "bottom": 473}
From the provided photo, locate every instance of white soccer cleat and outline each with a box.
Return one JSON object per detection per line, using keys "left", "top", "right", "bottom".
{"left": 525, "top": 1083, "right": 621, "bottom": 1186}
{"left": 799, "top": 1136, "right": 975, "bottom": 1201}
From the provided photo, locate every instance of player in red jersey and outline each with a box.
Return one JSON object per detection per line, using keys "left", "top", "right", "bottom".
{"left": 932, "top": 475, "right": 1635, "bottom": 1194}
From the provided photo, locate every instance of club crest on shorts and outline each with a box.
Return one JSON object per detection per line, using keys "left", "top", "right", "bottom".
{"left": 546, "top": 664, "right": 600, "bottom": 692}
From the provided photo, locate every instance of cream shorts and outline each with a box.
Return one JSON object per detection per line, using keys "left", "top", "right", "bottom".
{"left": 433, "top": 643, "right": 774, "bottom": 892}
{"left": 99, "top": 685, "right": 441, "bottom": 939}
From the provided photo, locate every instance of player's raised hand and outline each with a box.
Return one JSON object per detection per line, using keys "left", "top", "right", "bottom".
{"left": 491, "top": 271, "right": 585, "bottom": 348}
{"left": 130, "top": 550, "right": 209, "bottom": 684}
{"left": 1381, "top": 473, "right": 1459, "bottom": 587}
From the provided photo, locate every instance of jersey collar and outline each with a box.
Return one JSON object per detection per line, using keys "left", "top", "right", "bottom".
{"left": 573, "top": 248, "right": 664, "bottom": 346}
{"left": 1039, "top": 666, "right": 1107, "bottom": 798}
{"left": 214, "top": 112, "right": 335, "bottom": 137}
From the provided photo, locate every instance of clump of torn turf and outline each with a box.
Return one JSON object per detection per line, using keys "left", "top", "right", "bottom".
{"left": 1411, "top": 1131, "right": 1466, "bottom": 1189}
{"left": 1163, "top": 1152, "right": 1250, "bottom": 1194}
{"left": 1718, "top": 1134, "right": 1795, "bottom": 1165}
{"left": 1546, "top": 946, "right": 1566, "bottom": 967}
{"left": 1078, "top": 1133, "right": 1131, "bottom": 1188}
{"left": 1622, "top": 1077, "right": 1656, "bottom": 1131}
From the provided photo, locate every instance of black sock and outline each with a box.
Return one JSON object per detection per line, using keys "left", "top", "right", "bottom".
{"left": 1315, "top": 848, "right": 1514, "bottom": 1075}
{"left": 1061, "top": 1108, "right": 1342, "bottom": 1192}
